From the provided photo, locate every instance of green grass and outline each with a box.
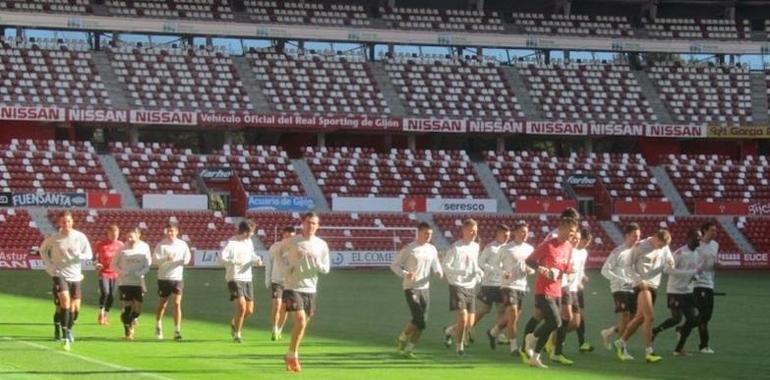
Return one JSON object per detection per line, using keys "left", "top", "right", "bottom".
{"left": 0, "top": 269, "right": 767, "bottom": 379}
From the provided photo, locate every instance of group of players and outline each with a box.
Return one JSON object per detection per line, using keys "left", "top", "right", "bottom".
{"left": 39, "top": 210, "right": 329, "bottom": 373}
{"left": 38, "top": 207, "right": 717, "bottom": 372}
{"left": 389, "top": 208, "right": 719, "bottom": 368}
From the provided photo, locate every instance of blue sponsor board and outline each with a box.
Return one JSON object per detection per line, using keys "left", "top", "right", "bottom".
{"left": 247, "top": 196, "right": 315, "bottom": 211}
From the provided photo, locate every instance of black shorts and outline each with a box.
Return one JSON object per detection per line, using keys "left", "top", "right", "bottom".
{"left": 157, "top": 280, "right": 183, "bottom": 298}
{"left": 283, "top": 290, "right": 317, "bottom": 317}
{"left": 612, "top": 291, "right": 637, "bottom": 314}
{"left": 449, "top": 285, "right": 476, "bottom": 312}
{"left": 561, "top": 287, "right": 579, "bottom": 312}
{"left": 477, "top": 286, "right": 503, "bottom": 306}
{"left": 52, "top": 277, "right": 82, "bottom": 300}
{"left": 501, "top": 288, "right": 525, "bottom": 309}
{"left": 633, "top": 286, "right": 658, "bottom": 306}
{"left": 119, "top": 286, "right": 144, "bottom": 303}
{"left": 534, "top": 295, "right": 562, "bottom": 324}
{"left": 667, "top": 293, "right": 694, "bottom": 310}
{"left": 228, "top": 281, "right": 254, "bottom": 301}
{"left": 693, "top": 287, "right": 714, "bottom": 323}
{"left": 577, "top": 289, "right": 585, "bottom": 310}
{"left": 404, "top": 288, "right": 430, "bottom": 328}
{"left": 270, "top": 282, "right": 284, "bottom": 300}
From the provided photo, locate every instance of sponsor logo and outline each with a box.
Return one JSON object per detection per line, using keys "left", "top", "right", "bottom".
{"left": 526, "top": 121, "right": 587, "bottom": 135}
{"left": 403, "top": 118, "right": 466, "bottom": 133}
{"left": 199, "top": 167, "right": 233, "bottom": 181}
{"left": 0, "top": 106, "right": 64, "bottom": 121}
{"left": 566, "top": 174, "right": 597, "bottom": 187}
{"left": 332, "top": 253, "right": 345, "bottom": 266}
{"left": 718, "top": 253, "right": 741, "bottom": 267}
{"left": 0, "top": 192, "right": 11, "bottom": 207}
{"left": 590, "top": 123, "right": 644, "bottom": 136}
{"left": 646, "top": 124, "right": 705, "bottom": 138}
{"left": 12, "top": 192, "right": 87, "bottom": 208}
{"left": 749, "top": 202, "right": 770, "bottom": 216}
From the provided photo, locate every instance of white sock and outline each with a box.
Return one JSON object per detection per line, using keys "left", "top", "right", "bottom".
{"left": 457, "top": 342, "right": 464, "bottom": 352}
{"left": 645, "top": 346, "right": 654, "bottom": 355}
{"left": 398, "top": 332, "right": 408, "bottom": 342}
{"left": 175, "top": 325, "right": 180, "bottom": 333}
{"left": 405, "top": 343, "right": 415, "bottom": 352}
{"left": 490, "top": 326, "right": 499, "bottom": 336}
{"left": 156, "top": 321, "right": 162, "bottom": 329}
{"left": 286, "top": 351, "right": 297, "bottom": 359}
{"left": 445, "top": 325, "right": 455, "bottom": 336}
{"left": 510, "top": 339, "right": 518, "bottom": 352}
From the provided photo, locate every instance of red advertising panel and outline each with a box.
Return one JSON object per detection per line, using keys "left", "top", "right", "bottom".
{"left": 748, "top": 201, "right": 770, "bottom": 216}
{"left": 514, "top": 199, "right": 577, "bottom": 214}
{"left": 402, "top": 197, "right": 427, "bottom": 213}
{"left": 614, "top": 200, "right": 673, "bottom": 215}
{"left": 694, "top": 201, "right": 749, "bottom": 216}
{"left": 87, "top": 192, "right": 122, "bottom": 208}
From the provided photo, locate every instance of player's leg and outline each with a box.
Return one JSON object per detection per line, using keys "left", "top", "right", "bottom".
{"left": 398, "top": 289, "right": 420, "bottom": 353}
{"left": 56, "top": 283, "right": 73, "bottom": 350}
{"left": 653, "top": 296, "right": 683, "bottom": 340}
{"left": 455, "top": 308, "right": 469, "bottom": 355}
{"left": 232, "top": 296, "right": 247, "bottom": 342}
{"left": 171, "top": 291, "right": 183, "bottom": 340}
{"left": 98, "top": 278, "right": 109, "bottom": 324}
{"left": 552, "top": 297, "right": 574, "bottom": 364}
{"left": 404, "top": 290, "right": 428, "bottom": 357}
{"left": 155, "top": 295, "right": 168, "bottom": 340}
{"left": 695, "top": 288, "right": 714, "bottom": 353}
{"left": 675, "top": 300, "right": 698, "bottom": 355}
{"left": 637, "top": 290, "right": 660, "bottom": 363}
{"left": 528, "top": 296, "right": 560, "bottom": 368}
{"left": 576, "top": 290, "right": 592, "bottom": 352}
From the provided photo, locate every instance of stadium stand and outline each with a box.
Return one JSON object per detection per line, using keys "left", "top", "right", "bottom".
{"left": 0, "top": 208, "right": 44, "bottom": 251}
{"left": 108, "top": 42, "right": 251, "bottom": 111}
{"left": 648, "top": 62, "right": 752, "bottom": 125}
{"left": 211, "top": 144, "right": 304, "bottom": 196}
{"left": 51, "top": 209, "right": 236, "bottom": 250}
{"left": 663, "top": 154, "right": 770, "bottom": 211}
{"left": 303, "top": 146, "right": 487, "bottom": 201}
{"left": 385, "top": 54, "right": 524, "bottom": 118}
{"left": 1, "top": 139, "right": 112, "bottom": 193}
{"left": 244, "top": 1, "right": 370, "bottom": 26}
{"left": 511, "top": 13, "right": 633, "bottom": 37}
{"left": 380, "top": 6, "right": 504, "bottom": 32}
{"left": 486, "top": 150, "right": 663, "bottom": 204}
{"left": 642, "top": 17, "right": 751, "bottom": 40}
{"left": 736, "top": 217, "right": 770, "bottom": 253}
{"left": 248, "top": 211, "right": 417, "bottom": 251}
{"left": 110, "top": 142, "right": 200, "bottom": 201}
{"left": 0, "top": 37, "right": 110, "bottom": 108}
{"left": 105, "top": 0, "right": 234, "bottom": 20}
{"left": 516, "top": 60, "right": 655, "bottom": 122}
{"left": 249, "top": 50, "right": 389, "bottom": 115}
{"left": 0, "top": 0, "right": 92, "bottom": 14}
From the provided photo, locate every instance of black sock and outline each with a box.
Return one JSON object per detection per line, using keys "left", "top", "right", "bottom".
{"left": 698, "top": 324, "right": 710, "bottom": 349}
{"left": 60, "top": 309, "right": 72, "bottom": 335}
{"left": 577, "top": 318, "right": 586, "bottom": 345}
{"left": 524, "top": 317, "right": 539, "bottom": 336}
{"left": 554, "top": 319, "right": 569, "bottom": 355}
{"left": 68, "top": 310, "right": 79, "bottom": 330}
{"left": 121, "top": 307, "right": 131, "bottom": 325}
{"left": 130, "top": 311, "right": 140, "bottom": 324}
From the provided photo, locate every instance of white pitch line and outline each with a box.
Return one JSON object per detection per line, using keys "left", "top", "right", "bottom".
{"left": 1, "top": 337, "right": 174, "bottom": 380}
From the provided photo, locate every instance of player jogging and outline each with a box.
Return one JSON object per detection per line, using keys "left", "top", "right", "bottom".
{"left": 114, "top": 227, "right": 151, "bottom": 341}
{"left": 153, "top": 222, "right": 192, "bottom": 341}
{"left": 265, "top": 226, "right": 295, "bottom": 341}
{"left": 391, "top": 222, "right": 443, "bottom": 358}
{"left": 40, "top": 211, "right": 93, "bottom": 351}
{"left": 441, "top": 218, "right": 483, "bottom": 357}
{"left": 476, "top": 224, "right": 510, "bottom": 350}
{"left": 522, "top": 216, "right": 577, "bottom": 369}
{"left": 219, "top": 220, "right": 262, "bottom": 343}
{"left": 614, "top": 229, "right": 673, "bottom": 363}
{"left": 93, "top": 224, "right": 124, "bottom": 325}
{"left": 694, "top": 222, "right": 719, "bottom": 354}
{"left": 600, "top": 223, "right": 640, "bottom": 350}
{"left": 281, "top": 212, "right": 330, "bottom": 372}
{"left": 498, "top": 221, "right": 534, "bottom": 357}
{"left": 652, "top": 229, "right": 701, "bottom": 356}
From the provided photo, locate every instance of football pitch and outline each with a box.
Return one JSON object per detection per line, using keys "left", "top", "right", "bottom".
{"left": 0, "top": 269, "right": 767, "bottom": 380}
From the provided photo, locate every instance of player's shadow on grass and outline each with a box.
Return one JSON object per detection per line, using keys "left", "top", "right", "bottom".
{"left": 0, "top": 369, "right": 236, "bottom": 376}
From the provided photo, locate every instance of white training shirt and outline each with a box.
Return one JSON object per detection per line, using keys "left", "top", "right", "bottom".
{"left": 665, "top": 244, "right": 700, "bottom": 295}
{"left": 563, "top": 247, "right": 588, "bottom": 292}
{"left": 218, "top": 237, "right": 260, "bottom": 282}
{"left": 282, "top": 235, "right": 330, "bottom": 294}
{"left": 39, "top": 230, "right": 93, "bottom": 282}
{"left": 390, "top": 241, "right": 442, "bottom": 290}
{"left": 265, "top": 240, "right": 289, "bottom": 288}
{"left": 153, "top": 238, "right": 192, "bottom": 281}
{"left": 499, "top": 241, "right": 534, "bottom": 291}
{"left": 601, "top": 244, "right": 634, "bottom": 293}
{"left": 441, "top": 240, "right": 482, "bottom": 289}
{"left": 478, "top": 240, "right": 506, "bottom": 287}
{"left": 115, "top": 241, "right": 152, "bottom": 287}
{"left": 694, "top": 240, "right": 719, "bottom": 289}
{"left": 626, "top": 238, "right": 672, "bottom": 289}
